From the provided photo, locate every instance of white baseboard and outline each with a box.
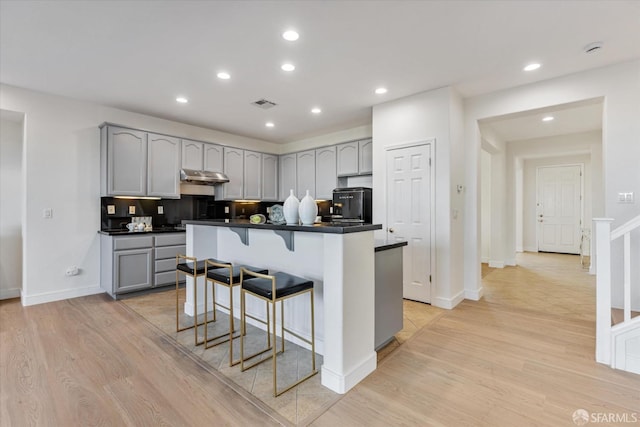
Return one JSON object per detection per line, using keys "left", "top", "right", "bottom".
{"left": 432, "top": 290, "right": 465, "bottom": 309}
{"left": 465, "top": 287, "right": 484, "bottom": 301}
{"left": 21, "top": 284, "right": 104, "bottom": 307}
{"left": 481, "top": 257, "right": 490, "bottom": 264}
{"left": 516, "top": 246, "right": 523, "bottom": 253}
{"left": 321, "top": 352, "right": 376, "bottom": 394}
{"left": 0, "top": 287, "right": 21, "bottom": 300}
{"left": 488, "top": 260, "right": 504, "bottom": 268}
{"left": 505, "top": 258, "right": 516, "bottom": 266}
{"left": 523, "top": 246, "right": 538, "bottom": 253}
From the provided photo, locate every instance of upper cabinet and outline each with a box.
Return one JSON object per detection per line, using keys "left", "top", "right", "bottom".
{"left": 147, "top": 133, "right": 181, "bottom": 198}
{"left": 262, "top": 154, "right": 278, "bottom": 201}
{"left": 181, "top": 139, "right": 203, "bottom": 170}
{"left": 221, "top": 147, "right": 244, "bottom": 200}
{"left": 279, "top": 153, "right": 297, "bottom": 200}
{"left": 358, "top": 138, "right": 373, "bottom": 175}
{"left": 336, "top": 139, "right": 372, "bottom": 177}
{"left": 203, "top": 143, "right": 223, "bottom": 172}
{"left": 101, "top": 125, "right": 180, "bottom": 199}
{"left": 296, "top": 150, "right": 316, "bottom": 200}
{"left": 315, "top": 146, "right": 337, "bottom": 200}
{"left": 243, "top": 150, "right": 262, "bottom": 200}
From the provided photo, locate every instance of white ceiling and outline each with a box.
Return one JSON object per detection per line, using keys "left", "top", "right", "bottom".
{"left": 1, "top": 1, "right": 639, "bottom": 144}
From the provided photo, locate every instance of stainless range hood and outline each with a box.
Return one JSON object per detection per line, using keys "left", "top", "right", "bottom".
{"left": 180, "top": 169, "right": 229, "bottom": 185}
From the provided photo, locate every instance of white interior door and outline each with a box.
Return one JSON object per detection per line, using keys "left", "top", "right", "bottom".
{"left": 386, "top": 144, "right": 432, "bottom": 303}
{"left": 537, "top": 165, "right": 582, "bottom": 254}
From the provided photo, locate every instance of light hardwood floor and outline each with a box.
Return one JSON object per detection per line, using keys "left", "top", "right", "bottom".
{"left": 2, "top": 252, "right": 639, "bottom": 426}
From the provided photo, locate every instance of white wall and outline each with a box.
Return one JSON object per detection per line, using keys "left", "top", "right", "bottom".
{"left": 0, "top": 84, "right": 279, "bottom": 306}
{"left": 0, "top": 112, "right": 24, "bottom": 299}
{"left": 480, "top": 149, "right": 492, "bottom": 263}
{"left": 372, "top": 86, "right": 467, "bottom": 309}
{"left": 464, "top": 60, "right": 640, "bottom": 310}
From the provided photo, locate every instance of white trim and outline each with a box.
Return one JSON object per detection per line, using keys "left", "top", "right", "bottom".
{"left": 464, "top": 287, "right": 484, "bottom": 301}
{"left": 0, "top": 288, "right": 21, "bottom": 300}
{"left": 383, "top": 139, "right": 436, "bottom": 304}
{"left": 488, "top": 260, "right": 504, "bottom": 268}
{"left": 523, "top": 246, "right": 538, "bottom": 253}
{"left": 21, "top": 285, "right": 104, "bottom": 307}
{"left": 481, "top": 256, "right": 490, "bottom": 263}
{"left": 432, "top": 290, "right": 465, "bottom": 309}
{"left": 321, "top": 351, "right": 376, "bottom": 394}
{"left": 505, "top": 258, "right": 516, "bottom": 266}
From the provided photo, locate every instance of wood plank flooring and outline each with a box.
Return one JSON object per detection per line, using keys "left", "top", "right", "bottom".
{"left": 2, "top": 252, "right": 639, "bottom": 426}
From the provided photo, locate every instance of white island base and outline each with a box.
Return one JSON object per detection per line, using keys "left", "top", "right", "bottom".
{"left": 184, "top": 223, "right": 377, "bottom": 394}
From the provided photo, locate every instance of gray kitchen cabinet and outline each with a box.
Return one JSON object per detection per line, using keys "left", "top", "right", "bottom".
{"left": 336, "top": 141, "right": 359, "bottom": 176}
{"left": 315, "top": 146, "right": 337, "bottom": 200}
{"left": 147, "top": 133, "right": 181, "bottom": 198}
{"left": 358, "top": 138, "right": 373, "bottom": 175}
{"left": 243, "top": 150, "right": 262, "bottom": 200}
{"left": 203, "top": 143, "right": 224, "bottom": 172}
{"left": 279, "top": 153, "right": 297, "bottom": 201}
{"left": 154, "top": 233, "right": 186, "bottom": 286}
{"left": 221, "top": 147, "right": 244, "bottom": 200}
{"left": 296, "top": 150, "right": 316, "bottom": 200}
{"left": 102, "top": 126, "right": 147, "bottom": 196}
{"left": 181, "top": 139, "right": 204, "bottom": 170}
{"left": 261, "top": 153, "right": 278, "bottom": 201}
{"left": 101, "top": 234, "right": 154, "bottom": 297}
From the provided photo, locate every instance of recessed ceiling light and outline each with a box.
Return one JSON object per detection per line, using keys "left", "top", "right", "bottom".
{"left": 375, "top": 87, "right": 388, "bottom": 95}
{"left": 265, "top": 122, "right": 275, "bottom": 128}
{"left": 176, "top": 97, "right": 188, "bottom": 103}
{"left": 311, "top": 107, "right": 322, "bottom": 114}
{"left": 524, "top": 63, "right": 541, "bottom": 71}
{"left": 281, "top": 63, "right": 295, "bottom": 72}
{"left": 282, "top": 30, "right": 299, "bottom": 41}
{"left": 542, "top": 116, "right": 554, "bottom": 122}
{"left": 217, "top": 72, "right": 230, "bottom": 80}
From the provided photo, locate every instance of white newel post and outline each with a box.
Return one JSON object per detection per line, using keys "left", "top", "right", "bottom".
{"left": 593, "top": 218, "right": 614, "bottom": 365}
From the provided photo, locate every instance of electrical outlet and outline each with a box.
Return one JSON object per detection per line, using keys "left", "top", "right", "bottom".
{"left": 158, "top": 206, "right": 164, "bottom": 214}
{"left": 65, "top": 266, "right": 79, "bottom": 276}
{"left": 224, "top": 206, "right": 230, "bottom": 214}
{"left": 129, "top": 205, "right": 136, "bottom": 214}
{"left": 107, "top": 205, "right": 115, "bottom": 215}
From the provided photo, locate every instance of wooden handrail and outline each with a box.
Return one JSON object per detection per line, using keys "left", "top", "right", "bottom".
{"left": 611, "top": 214, "right": 640, "bottom": 240}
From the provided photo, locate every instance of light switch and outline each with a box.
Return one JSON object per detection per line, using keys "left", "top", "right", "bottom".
{"left": 618, "top": 192, "right": 635, "bottom": 203}
{"left": 43, "top": 208, "right": 53, "bottom": 219}
{"left": 129, "top": 206, "right": 136, "bottom": 214}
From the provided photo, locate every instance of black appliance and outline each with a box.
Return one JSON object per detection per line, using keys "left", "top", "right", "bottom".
{"left": 332, "top": 187, "right": 372, "bottom": 224}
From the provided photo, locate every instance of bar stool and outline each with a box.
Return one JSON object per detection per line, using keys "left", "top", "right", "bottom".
{"left": 203, "top": 260, "right": 268, "bottom": 366}
{"left": 239, "top": 269, "right": 317, "bottom": 397}
{"left": 175, "top": 255, "right": 228, "bottom": 346}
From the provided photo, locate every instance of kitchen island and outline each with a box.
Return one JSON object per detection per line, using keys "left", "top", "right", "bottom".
{"left": 182, "top": 219, "right": 382, "bottom": 394}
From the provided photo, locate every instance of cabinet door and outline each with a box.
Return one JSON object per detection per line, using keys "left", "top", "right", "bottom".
{"left": 243, "top": 150, "right": 262, "bottom": 199}
{"left": 315, "top": 146, "right": 337, "bottom": 200}
{"left": 203, "top": 143, "right": 223, "bottom": 172}
{"left": 279, "top": 153, "right": 297, "bottom": 201}
{"left": 107, "top": 127, "right": 147, "bottom": 196}
{"left": 222, "top": 147, "right": 244, "bottom": 200}
{"left": 296, "top": 150, "right": 316, "bottom": 199}
{"left": 336, "top": 142, "right": 359, "bottom": 176}
{"left": 147, "top": 133, "right": 181, "bottom": 198}
{"left": 181, "top": 139, "right": 204, "bottom": 170}
{"left": 114, "top": 248, "right": 153, "bottom": 294}
{"left": 261, "top": 154, "right": 278, "bottom": 201}
{"left": 358, "top": 138, "right": 373, "bottom": 175}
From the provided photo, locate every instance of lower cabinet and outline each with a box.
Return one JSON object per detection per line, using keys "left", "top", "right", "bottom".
{"left": 101, "top": 233, "right": 186, "bottom": 298}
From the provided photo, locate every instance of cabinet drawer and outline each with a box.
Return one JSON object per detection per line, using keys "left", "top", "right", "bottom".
{"left": 155, "top": 233, "right": 186, "bottom": 247}
{"left": 155, "top": 271, "right": 178, "bottom": 286}
{"left": 155, "top": 258, "right": 176, "bottom": 273}
{"left": 155, "top": 245, "right": 186, "bottom": 260}
{"left": 114, "top": 236, "right": 154, "bottom": 250}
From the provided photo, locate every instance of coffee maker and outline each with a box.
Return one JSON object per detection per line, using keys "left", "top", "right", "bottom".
{"left": 331, "top": 187, "right": 372, "bottom": 224}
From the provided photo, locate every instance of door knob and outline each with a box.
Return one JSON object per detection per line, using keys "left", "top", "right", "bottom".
{"left": 388, "top": 227, "right": 395, "bottom": 233}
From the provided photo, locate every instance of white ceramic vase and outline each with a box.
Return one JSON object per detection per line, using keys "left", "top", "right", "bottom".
{"left": 283, "top": 189, "right": 300, "bottom": 225}
{"left": 298, "top": 190, "right": 318, "bottom": 225}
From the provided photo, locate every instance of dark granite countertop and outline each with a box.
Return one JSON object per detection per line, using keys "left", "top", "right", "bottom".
{"left": 182, "top": 219, "right": 382, "bottom": 234}
{"left": 374, "top": 239, "right": 408, "bottom": 252}
{"left": 98, "top": 227, "right": 186, "bottom": 236}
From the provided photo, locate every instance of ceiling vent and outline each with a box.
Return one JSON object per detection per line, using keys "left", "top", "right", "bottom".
{"left": 251, "top": 98, "right": 277, "bottom": 109}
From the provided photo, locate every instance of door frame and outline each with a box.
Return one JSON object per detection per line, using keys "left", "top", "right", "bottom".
{"left": 535, "top": 163, "right": 584, "bottom": 253}
{"left": 384, "top": 139, "right": 437, "bottom": 302}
